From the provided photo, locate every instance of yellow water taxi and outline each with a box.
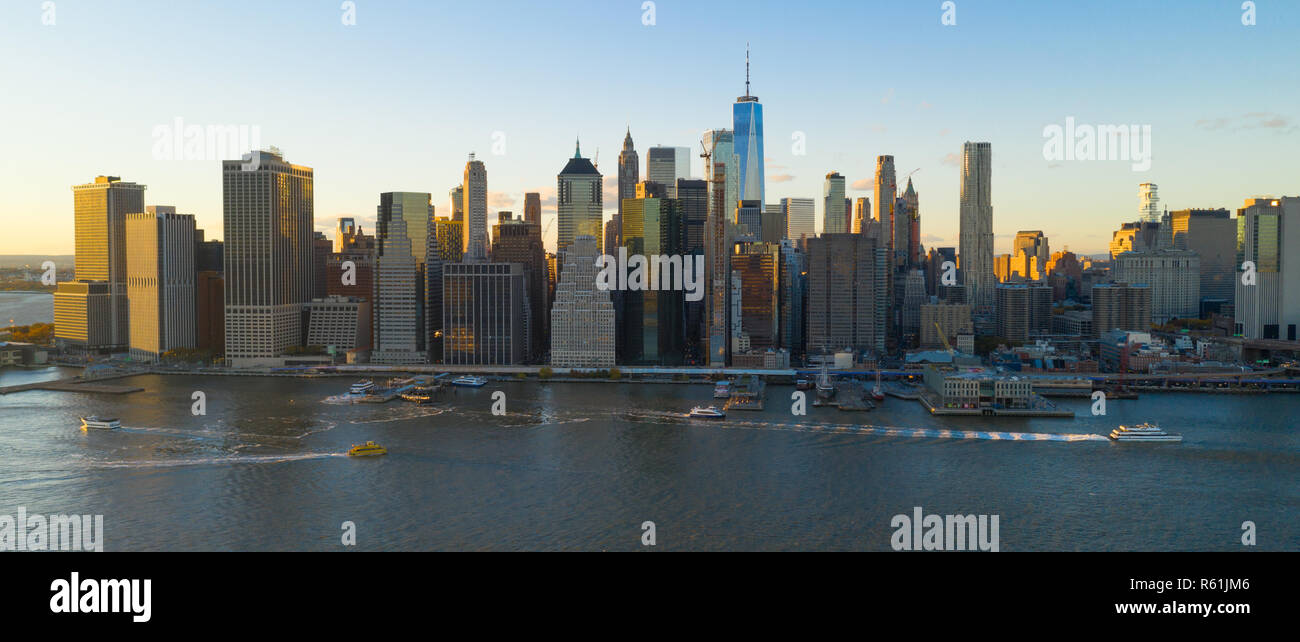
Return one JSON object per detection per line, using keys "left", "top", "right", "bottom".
{"left": 347, "top": 441, "right": 388, "bottom": 457}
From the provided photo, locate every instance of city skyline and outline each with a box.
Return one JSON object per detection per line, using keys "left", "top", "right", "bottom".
{"left": 3, "top": 1, "right": 1296, "bottom": 258}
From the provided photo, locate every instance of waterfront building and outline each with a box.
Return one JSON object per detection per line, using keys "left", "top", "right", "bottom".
{"left": 492, "top": 213, "right": 549, "bottom": 362}
{"left": 959, "top": 142, "right": 995, "bottom": 315}
{"left": 52, "top": 281, "right": 113, "bottom": 351}
{"left": 442, "top": 262, "right": 527, "bottom": 365}
{"left": 305, "top": 296, "right": 371, "bottom": 352}
{"left": 549, "top": 235, "right": 614, "bottom": 368}
{"left": 703, "top": 128, "right": 737, "bottom": 366}
{"left": 778, "top": 239, "right": 805, "bottom": 358}
{"left": 806, "top": 233, "right": 886, "bottom": 355}
{"left": 1235, "top": 197, "right": 1300, "bottom": 340}
{"left": 1113, "top": 249, "right": 1200, "bottom": 324}
{"left": 732, "top": 242, "right": 781, "bottom": 349}
{"left": 196, "top": 271, "right": 224, "bottom": 354}
{"left": 126, "top": 207, "right": 196, "bottom": 362}
{"left": 621, "top": 185, "right": 684, "bottom": 365}
{"left": 371, "top": 193, "right": 430, "bottom": 364}
{"left": 222, "top": 150, "right": 314, "bottom": 367}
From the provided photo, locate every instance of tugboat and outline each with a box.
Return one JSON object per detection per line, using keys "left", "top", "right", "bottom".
{"left": 451, "top": 375, "right": 488, "bottom": 388}
{"left": 347, "top": 441, "right": 388, "bottom": 457}
{"left": 1109, "top": 423, "right": 1182, "bottom": 443}
{"left": 80, "top": 416, "right": 121, "bottom": 431}
{"left": 687, "top": 406, "right": 726, "bottom": 420}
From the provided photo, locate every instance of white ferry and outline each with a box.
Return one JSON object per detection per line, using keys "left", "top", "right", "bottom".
{"left": 349, "top": 380, "right": 376, "bottom": 395}
{"left": 451, "top": 375, "right": 488, "bottom": 388}
{"left": 1109, "top": 423, "right": 1183, "bottom": 443}
{"left": 80, "top": 416, "right": 121, "bottom": 431}
{"left": 687, "top": 406, "right": 726, "bottom": 420}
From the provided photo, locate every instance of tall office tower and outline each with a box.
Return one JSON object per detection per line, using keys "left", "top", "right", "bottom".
{"left": 1113, "top": 249, "right": 1200, "bottom": 324}
{"left": 195, "top": 232, "right": 223, "bottom": 273}
{"left": 434, "top": 217, "right": 465, "bottom": 263}
{"left": 462, "top": 155, "right": 488, "bottom": 260}
{"left": 125, "top": 207, "right": 195, "bottom": 362}
{"left": 737, "top": 200, "right": 762, "bottom": 240}
{"left": 646, "top": 146, "right": 693, "bottom": 198}
{"left": 449, "top": 185, "right": 464, "bottom": 221}
{"left": 778, "top": 239, "right": 806, "bottom": 358}
{"left": 372, "top": 194, "right": 428, "bottom": 364}
{"left": 58, "top": 175, "right": 147, "bottom": 351}
{"left": 1169, "top": 208, "right": 1236, "bottom": 305}
{"left": 492, "top": 214, "right": 548, "bottom": 362}
{"left": 557, "top": 139, "right": 604, "bottom": 265}
{"left": 550, "top": 235, "right": 615, "bottom": 368}
{"left": 222, "top": 150, "right": 314, "bottom": 366}
{"left": 920, "top": 303, "right": 973, "bottom": 349}
{"left": 926, "top": 246, "right": 957, "bottom": 296}
{"left": 335, "top": 217, "right": 356, "bottom": 252}
{"left": 379, "top": 192, "right": 440, "bottom": 360}
{"left": 823, "top": 172, "right": 846, "bottom": 234}
{"left": 900, "top": 268, "right": 926, "bottom": 346}
{"left": 312, "top": 232, "right": 332, "bottom": 299}
{"left": 678, "top": 179, "right": 709, "bottom": 363}
{"left": 959, "top": 142, "right": 995, "bottom": 315}
{"left": 703, "top": 129, "right": 737, "bottom": 366}
{"left": 853, "top": 197, "right": 871, "bottom": 235}
{"left": 443, "top": 262, "right": 527, "bottom": 365}
{"left": 1046, "top": 250, "right": 1084, "bottom": 301}
{"left": 524, "top": 192, "right": 542, "bottom": 226}
{"left": 734, "top": 46, "right": 765, "bottom": 211}
{"left": 1109, "top": 220, "right": 1162, "bottom": 258}
{"left": 1092, "top": 283, "right": 1153, "bottom": 336}
{"left": 902, "top": 178, "right": 920, "bottom": 266}
{"left": 1013, "top": 230, "right": 1050, "bottom": 281}
{"left": 761, "top": 202, "right": 786, "bottom": 244}
{"left": 731, "top": 242, "right": 781, "bottom": 350}
{"left": 1139, "top": 183, "right": 1160, "bottom": 223}
{"left": 874, "top": 156, "right": 900, "bottom": 266}
{"left": 995, "top": 283, "right": 1053, "bottom": 342}
{"left": 618, "top": 128, "right": 640, "bottom": 221}
{"left": 305, "top": 296, "right": 371, "bottom": 352}
{"left": 196, "top": 271, "right": 224, "bottom": 355}
{"left": 806, "top": 233, "right": 886, "bottom": 355}
{"left": 1235, "top": 197, "right": 1300, "bottom": 339}
{"left": 621, "top": 186, "right": 685, "bottom": 365}
{"left": 782, "top": 197, "right": 815, "bottom": 242}
{"left": 53, "top": 282, "right": 113, "bottom": 351}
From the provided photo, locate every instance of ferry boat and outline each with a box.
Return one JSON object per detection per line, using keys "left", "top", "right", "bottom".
{"left": 451, "top": 375, "right": 488, "bottom": 388}
{"left": 687, "top": 406, "right": 726, "bottom": 420}
{"left": 713, "top": 381, "right": 732, "bottom": 399}
{"left": 80, "top": 416, "right": 121, "bottom": 431}
{"left": 347, "top": 441, "right": 388, "bottom": 457}
{"left": 1109, "top": 423, "right": 1183, "bottom": 443}
{"left": 349, "top": 379, "right": 376, "bottom": 395}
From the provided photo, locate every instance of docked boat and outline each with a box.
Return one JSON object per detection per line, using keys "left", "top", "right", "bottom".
{"left": 816, "top": 362, "right": 836, "bottom": 400}
{"left": 687, "top": 406, "right": 726, "bottom": 420}
{"left": 871, "top": 370, "right": 885, "bottom": 402}
{"left": 451, "top": 375, "right": 488, "bottom": 387}
{"left": 349, "top": 379, "right": 376, "bottom": 395}
{"left": 1109, "top": 423, "right": 1182, "bottom": 443}
{"left": 713, "top": 381, "right": 732, "bottom": 399}
{"left": 794, "top": 379, "right": 813, "bottom": 391}
{"left": 80, "top": 416, "right": 121, "bottom": 431}
{"left": 347, "top": 441, "right": 388, "bottom": 457}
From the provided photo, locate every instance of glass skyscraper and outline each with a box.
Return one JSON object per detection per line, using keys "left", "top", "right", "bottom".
{"left": 734, "top": 48, "right": 764, "bottom": 212}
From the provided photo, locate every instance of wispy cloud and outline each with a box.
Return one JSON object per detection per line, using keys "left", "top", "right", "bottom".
{"left": 941, "top": 153, "right": 961, "bottom": 167}
{"left": 1195, "top": 112, "right": 1295, "bottom": 133}
{"left": 851, "top": 178, "right": 875, "bottom": 190}
{"left": 769, "top": 173, "right": 795, "bottom": 183}
{"left": 881, "top": 88, "right": 895, "bottom": 105}
{"left": 489, "top": 192, "right": 515, "bottom": 209}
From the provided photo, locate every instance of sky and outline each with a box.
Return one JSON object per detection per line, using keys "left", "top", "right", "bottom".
{"left": 0, "top": 0, "right": 1296, "bottom": 258}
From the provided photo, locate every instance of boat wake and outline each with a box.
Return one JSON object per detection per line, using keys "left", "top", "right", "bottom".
{"left": 622, "top": 410, "right": 1106, "bottom": 443}
{"left": 86, "top": 451, "right": 347, "bottom": 470}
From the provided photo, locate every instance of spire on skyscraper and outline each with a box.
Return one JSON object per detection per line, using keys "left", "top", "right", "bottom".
{"left": 574, "top": 137, "right": 581, "bottom": 159}
{"left": 623, "top": 126, "right": 634, "bottom": 151}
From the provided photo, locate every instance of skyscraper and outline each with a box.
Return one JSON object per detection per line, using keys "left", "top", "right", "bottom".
{"left": 782, "top": 197, "right": 815, "bottom": 241}
{"left": 523, "top": 192, "right": 541, "bottom": 226}
{"left": 734, "top": 47, "right": 765, "bottom": 212}
{"left": 449, "top": 185, "right": 464, "bottom": 221}
{"left": 621, "top": 185, "right": 684, "bottom": 365}
{"left": 372, "top": 192, "right": 432, "bottom": 364}
{"left": 1013, "top": 230, "right": 1050, "bottom": 281}
{"left": 557, "top": 139, "right": 604, "bottom": 263}
{"left": 462, "top": 155, "right": 488, "bottom": 260}
{"left": 647, "top": 146, "right": 692, "bottom": 198}
{"left": 492, "top": 214, "right": 548, "bottom": 362}
{"left": 703, "top": 129, "right": 737, "bottom": 366}
{"left": 806, "top": 233, "right": 887, "bottom": 355}
{"left": 959, "top": 142, "right": 995, "bottom": 315}
{"left": 823, "top": 172, "right": 846, "bottom": 234}
{"left": 1169, "top": 208, "right": 1236, "bottom": 305}
{"left": 732, "top": 242, "right": 781, "bottom": 349}
{"left": 1139, "top": 183, "right": 1160, "bottom": 223}
{"left": 550, "top": 235, "right": 615, "bottom": 368}
{"left": 60, "top": 175, "right": 147, "bottom": 350}
{"left": 1235, "top": 197, "right": 1300, "bottom": 340}
{"left": 1114, "top": 249, "right": 1200, "bottom": 324}
{"left": 222, "top": 149, "right": 314, "bottom": 366}
{"left": 874, "top": 155, "right": 898, "bottom": 266}
{"left": 125, "top": 206, "right": 195, "bottom": 362}
{"left": 442, "top": 262, "right": 527, "bottom": 365}
{"left": 902, "top": 178, "right": 920, "bottom": 266}
{"left": 853, "top": 197, "right": 871, "bottom": 235}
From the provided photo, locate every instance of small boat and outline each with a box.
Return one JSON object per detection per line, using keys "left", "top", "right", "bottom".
{"left": 871, "top": 370, "right": 885, "bottom": 402}
{"left": 349, "top": 379, "right": 376, "bottom": 395}
{"left": 816, "top": 361, "right": 836, "bottom": 400}
{"left": 451, "top": 375, "right": 488, "bottom": 387}
{"left": 347, "top": 441, "right": 388, "bottom": 457}
{"left": 713, "top": 381, "right": 732, "bottom": 399}
{"left": 794, "top": 378, "right": 813, "bottom": 391}
{"left": 1109, "top": 423, "right": 1182, "bottom": 443}
{"left": 687, "top": 406, "right": 726, "bottom": 420}
{"left": 80, "top": 416, "right": 121, "bottom": 431}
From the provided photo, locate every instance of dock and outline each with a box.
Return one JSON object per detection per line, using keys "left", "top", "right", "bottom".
{"left": 0, "top": 372, "right": 144, "bottom": 396}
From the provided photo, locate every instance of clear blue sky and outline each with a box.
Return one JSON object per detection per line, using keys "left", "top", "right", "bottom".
{"left": 1, "top": 0, "right": 1295, "bottom": 257}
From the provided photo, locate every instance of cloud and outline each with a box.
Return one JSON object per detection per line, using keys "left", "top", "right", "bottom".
{"left": 941, "top": 153, "right": 961, "bottom": 167}
{"left": 851, "top": 178, "right": 875, "bottom": 191}
{"left": 939, "top": 128, "right": 951, "bottom": 137}
{"left": 919, "top": 101, "right": 933, "bottom": 110}
{"left": 881, "top": 88, "right": 895, "bottom": 105}
{"left": 488, "top": 192, "right": 515, "bottom": 208}
{"left": 1195, "top": 113, "right": 1296, "bottom": 133}
{"left": 921, "top": 234, "right": 945, "bottom": 244}
{"left": 769, "top": 173, "right": 795, "bottom": 183}
{"left": 871, "top": 125, "right": 887, "bottom": 133}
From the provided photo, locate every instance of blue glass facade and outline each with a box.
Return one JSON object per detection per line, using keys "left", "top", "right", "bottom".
{"left": 733, "top": 99, "right": 764, "bottom": 211}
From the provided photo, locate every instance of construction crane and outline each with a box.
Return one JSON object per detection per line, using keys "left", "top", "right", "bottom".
{"left": 935, "top": 320, "right": 954, "bottom": 355}
{"left": 897, "top": 168, "right": 920, "bottom": 196}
